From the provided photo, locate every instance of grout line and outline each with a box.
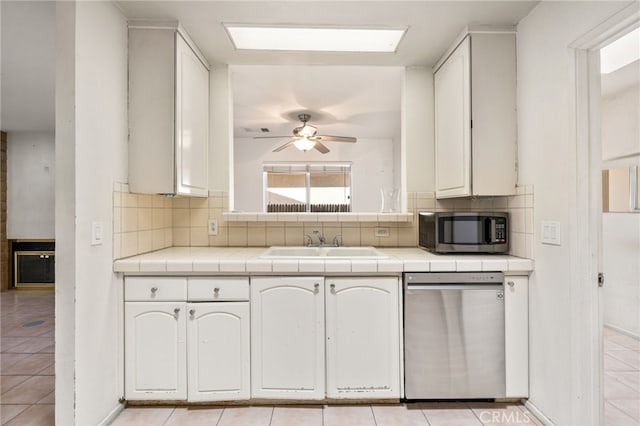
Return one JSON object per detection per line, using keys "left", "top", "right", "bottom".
{"left": 268, "top": 405, "right": 275, "bottom": 426}
{"left": 215, "top": 407, "right": 224, "bottom": 426}
{"left": 370, "top": 405, "right": 378, "bottom": 426}
{"left": 161, "top": 407, "right": 176, "bottom": 426}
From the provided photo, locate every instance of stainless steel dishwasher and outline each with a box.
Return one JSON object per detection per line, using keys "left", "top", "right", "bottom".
{"left": 404, "top": 272, "right": 505, "bottom": 399}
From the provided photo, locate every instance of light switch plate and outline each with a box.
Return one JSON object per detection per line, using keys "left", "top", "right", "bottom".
{"left": 541, "top": 221, "right": 561, "bottom": 245}
{"left": 208, "top": 219, "right": 218, "bottom": 236}
{"left": 91, "top": 221, "right": 104, "bottom": 246}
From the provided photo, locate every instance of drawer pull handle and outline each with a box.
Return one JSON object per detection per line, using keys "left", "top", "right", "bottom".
{"left": 214, "top": 287, "right": 220, "bottom": 295}
{"left": 151, "top": 287, "right": 158, "bottom": 293}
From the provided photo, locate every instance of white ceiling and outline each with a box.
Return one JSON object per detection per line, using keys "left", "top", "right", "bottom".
{"left": 2, "top": 1, "right": 542, "bottom": 134}
{"left": 116, "top": 0, "right": 538, "bottom": 142}
{"left": 117, "top": 1, "right": 539, "bottom": 67}
{"left": 231, "top": 65, "right": 403, "bottom": 139}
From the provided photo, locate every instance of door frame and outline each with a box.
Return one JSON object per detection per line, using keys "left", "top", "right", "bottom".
{"left": 569, "top": 3, "right": 639, "bottom": 425}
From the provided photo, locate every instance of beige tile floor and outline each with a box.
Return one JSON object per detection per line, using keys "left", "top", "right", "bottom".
{"left": 604, "top": 326, "right": 640, "bottom": 426}
{"left": 2, "top": 290, "right": 638, "bottom": 425}
{"left": 0, "top": 290, "right": 55, "bottom": 426}
{"left": 112, "top": 403, "right": 542, "bottom": 426}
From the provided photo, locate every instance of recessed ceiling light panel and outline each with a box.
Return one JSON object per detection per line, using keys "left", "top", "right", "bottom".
{"left": 224, "top": 24, "right": 406, "bottom": 53}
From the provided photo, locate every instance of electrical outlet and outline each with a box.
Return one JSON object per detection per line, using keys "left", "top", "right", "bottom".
{"left": 375, "top": 227, "right": 390, "bottom": 237}
{"left": 208, "top": 219, "right": 218, "bottom": 236}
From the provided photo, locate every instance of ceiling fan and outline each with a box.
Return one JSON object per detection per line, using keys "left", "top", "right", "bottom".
{"left": 254, "top": 113, "right": 357, "bottom": 154}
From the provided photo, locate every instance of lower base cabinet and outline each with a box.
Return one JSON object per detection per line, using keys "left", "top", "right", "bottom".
{"left": 125, "top": 302, "right": 187, "bottom": 400}
{"left": 250, "top": 276, "right": 401, "bottom": 400}
{"left": 124, "top": 277, "right": 250, "bottom": 402}
{"left": 250, "top": 276, "right": 325, "bottom": 399}
{"left": 188, "top": 302, "right": 250, "bottom": 401}
{"left": 326, "top": 277, "right": 400, "bottom": 399}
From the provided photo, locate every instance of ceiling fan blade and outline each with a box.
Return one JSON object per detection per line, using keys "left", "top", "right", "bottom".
{"left": 314, "top": 142, "right": 330, "bottom": 154}
{"left": 272, "top": 140, "right": 295, "bottom": 152}
{"left": 315, "top": 135, "right": 357, "bottom": 143}
{"left": 254, "top": 135, "right": 292, "bottom": 139}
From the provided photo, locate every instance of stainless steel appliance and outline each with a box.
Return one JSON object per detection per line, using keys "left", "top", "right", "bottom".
{"left": 404, "top": 272, "right": 505, "bottom": 399}
{"left": 418, "top": 212, "right": 509, "bottom": 253}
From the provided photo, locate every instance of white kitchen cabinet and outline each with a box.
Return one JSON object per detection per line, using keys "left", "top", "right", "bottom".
{"left": 128, "top": 23, "right": 210, "bottom": 196}
{"left": 250, "top": 277, "right": 325, "bottom": 399}
{"left": 187, "top": 302, "right": 250, "bottom": 401}
{"left": 325, "top": 277, "right": 400, "bottom": 399}
{"left": 504, "top": 275, "right": 529, "bottom": 398}
{"left": 434, "top": 30, "right": 516, "bottom": 198}
{"left": 125, "top": 302, "right": 187, "bottom": 400}
{"left": 124, "top": 276, "right": 250, "bottom": 402}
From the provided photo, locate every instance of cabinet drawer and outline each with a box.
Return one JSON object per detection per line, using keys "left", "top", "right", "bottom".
{"left": 125, "top": 277, "right": 187, "bottom": 301}
{"left": 188, "top": 277, "right": 249, "bottom": 301}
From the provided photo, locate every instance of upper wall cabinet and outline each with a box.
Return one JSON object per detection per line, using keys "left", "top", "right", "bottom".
{"left": 434, "top": 30, "right": 517, "bottom": 199}
{"left": 128, "top": 23, "right": 210, "bottom": 197}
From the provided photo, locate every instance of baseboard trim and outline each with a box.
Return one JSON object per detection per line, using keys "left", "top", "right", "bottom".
{"left": 98, "top": 403, "right": 125, "bottom": 426}
{"left": 524, "top": 400, "right": 555, "bottom": 426}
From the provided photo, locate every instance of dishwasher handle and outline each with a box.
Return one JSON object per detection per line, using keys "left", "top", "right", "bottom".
{"left": 406, "top": 284, "right": 504, "bottom": 291}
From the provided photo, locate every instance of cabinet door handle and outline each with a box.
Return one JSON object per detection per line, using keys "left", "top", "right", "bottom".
{"left": 314, "top": 283, "right": 320, "bottom": 293}
{"left": 507, "top": 281, "right": 515, "bottom": 287}
{"left": 189, "top": 309, "right": 195, "bottom": 317}
{"left": 173, "top": 308, "right": 180, "bottom": 318}
{"left": 330, "top": 283, "right": 336, "bottom": 293}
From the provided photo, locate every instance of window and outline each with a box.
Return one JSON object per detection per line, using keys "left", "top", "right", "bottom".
{"left": 264, "top": 163, "right": 351, "bottom": 212}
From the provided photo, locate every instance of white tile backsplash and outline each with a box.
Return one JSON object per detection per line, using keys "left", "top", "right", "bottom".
{"left": 113, "top": 186, "right": 534, "bottom": 259}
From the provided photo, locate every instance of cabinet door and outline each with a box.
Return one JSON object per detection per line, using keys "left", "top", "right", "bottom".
{"left": 325, "top": 277, "right": 400, "bottom": 399}
{"left": 125, "top": 302, "right": 187, "bottom": 400}
{"left": 175, "top": 33, "right": 209, "bottom": 197}
{"left": 251, "top": 277, "right": 325, "bottom": 399}
{"left": 435, "top": 35, "right": 471, "bottom": 198}
{"left": 187, "top": 302, "right": 250, "bottom": 401}
{"left": 505, "top": 276, "right": 529, "bottom": 397}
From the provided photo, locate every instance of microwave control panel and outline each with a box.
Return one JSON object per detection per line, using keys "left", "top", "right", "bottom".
{"left": 494, "top": 219, "right": 507, "bottom": 243}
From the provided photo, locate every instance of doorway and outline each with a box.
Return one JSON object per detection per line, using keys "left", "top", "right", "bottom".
{"left": 571, "top": 5, "right": 639, "bottom": 425}
{"left": 599, "top": 26, "right": 640, "bottom": 425}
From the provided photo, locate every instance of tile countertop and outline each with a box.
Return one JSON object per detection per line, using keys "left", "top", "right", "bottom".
{"left": 113, "top": 247, "right": 533, "bottom": 274}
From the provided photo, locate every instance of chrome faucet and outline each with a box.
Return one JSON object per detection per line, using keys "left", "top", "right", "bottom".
{"left": 313, "top": 230, "right": 326, "bottom": 245}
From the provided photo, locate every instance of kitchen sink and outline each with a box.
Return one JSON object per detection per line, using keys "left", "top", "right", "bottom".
{"left": 322, "top": 247, "right": 386, "bottom": 258}
{"left": 260, "top": 246, "right": 386, "bottom": 259}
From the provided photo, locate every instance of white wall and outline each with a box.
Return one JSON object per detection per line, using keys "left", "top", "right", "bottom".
{"left": 7, "top": 131, "right": 55, "bottom": 238}
{"left": 210, "top": 65, "right": 233, "bottom": 193}
{"left": 403, "top": 67, "right": 434, "bottom": 194}
{"left": 603, "top": 213, "right": 640, "bottom": 336}
{"left": 56, "top": 1, "right": 128, "bottom": 424}
{"left": 516, "top": 2, "right": 633, "bottom": 424}
{"left": 602, "top": 84, "right": 640, "bottom": 161}
{"left": 234, "top": 137, "right": 395, "bottom": 212}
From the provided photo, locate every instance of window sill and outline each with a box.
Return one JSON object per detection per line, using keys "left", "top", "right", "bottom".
{"left": 222, "top": 212, "right": 413, "bottom": 223}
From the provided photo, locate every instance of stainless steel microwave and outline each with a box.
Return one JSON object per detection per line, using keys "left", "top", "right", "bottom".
{"left": 418, "top": 212, "right": 509, "bottom": 254}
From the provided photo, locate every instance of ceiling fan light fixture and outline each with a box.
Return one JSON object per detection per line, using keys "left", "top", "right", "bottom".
{"left": 298, "top": 124, "right": 317, "bottom": 137}
{"left": 293, "top": 137, "right": 316, "bottom": 152}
